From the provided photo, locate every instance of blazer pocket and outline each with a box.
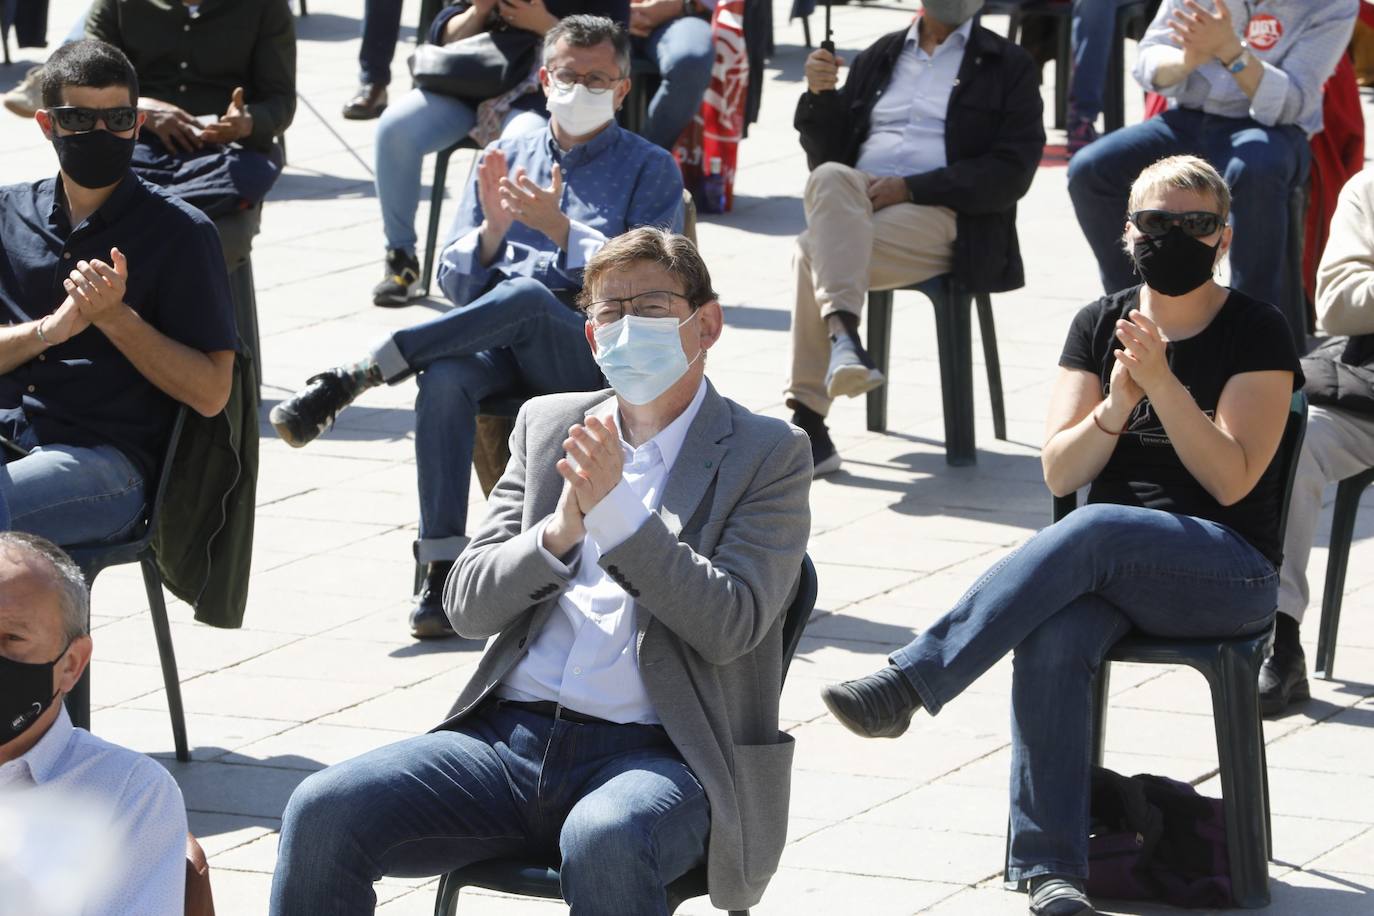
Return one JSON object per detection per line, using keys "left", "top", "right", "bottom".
{"left": 732, "top": 733, "right": 795, "bottom": 883}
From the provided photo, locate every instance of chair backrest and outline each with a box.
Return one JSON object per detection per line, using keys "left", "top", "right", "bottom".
{"left": 780, "top": 553, "right": 818, "bottom": 688}
{"left": 1053, "top": 393, "right": 1310, "bottom": 533}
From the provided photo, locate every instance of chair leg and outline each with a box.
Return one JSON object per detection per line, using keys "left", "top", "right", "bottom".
{"left": 1315, "top": 474, "right": 1369, "bottom": 678}
{"left": 1053, "top": 14, "right": 1070, "bottom": 130}
{"left": 1282, "top": 186, "right": 1309, "bottom": 351}
{"left": 1104, "top": 9, "right": 1127, "bottom": 133}
{"left": 433, "top": 872, "right": 459, "bottom": 916}
{"left": 422, "top": 149, "right": 453, "bottom": 299}
{"left": 865, "top": 291, "right": 894, "bottom": 434}
{"left": 1208, "top": 644, "right": 1271, "bottom": 908}
{"left": 66, "top": 567, "right": 97, "bottom": 730}
{"left": 1091, "top": 662, "right": 1111, "bottom": 767}
{"left": 142, "top": 556, "right": 190, "bottom": 763}
{"left": 974, "top": 293, "right": 1006, "bottom": 441}
{"left": 930, "top": 280, "right": 976, "bottom": 466}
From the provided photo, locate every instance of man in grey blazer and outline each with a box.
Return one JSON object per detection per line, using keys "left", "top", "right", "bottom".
{"left": 269, "top": 228, "right": 813, "bottom": 916}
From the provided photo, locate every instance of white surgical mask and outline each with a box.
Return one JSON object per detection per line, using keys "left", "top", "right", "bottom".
{"left": 593, "top": 311, "right": 703, "bottom": 406}
{"left": 546, "top": 82, "right": 616, "bottom": 137}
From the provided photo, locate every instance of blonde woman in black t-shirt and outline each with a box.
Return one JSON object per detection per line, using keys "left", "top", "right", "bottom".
{"left": 819, "top": 156, "right": 1301, "bottom": 916}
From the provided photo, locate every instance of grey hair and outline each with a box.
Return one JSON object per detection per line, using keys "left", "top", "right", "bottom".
{"left": 578, "top": 227, "right": 719, "bottom": 310}
{"left": 0, "top": 532, "right": 89, "bottom": 644}
{"left": 542, "top": 15, "right": 631, "bottom": 75}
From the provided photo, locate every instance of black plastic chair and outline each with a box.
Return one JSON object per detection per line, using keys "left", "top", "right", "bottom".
{"left": 431, "top": 554, "right": 819, "bottom": 916}
{"left": 1314, "top": 465, "right": 1374, "bottom": 679}
{"left": 1021, "top": 392, "right": 1308, "bottom": 909}
{"left": 420, "top": 137, "right": 483, "bottom": 297}
{"left": 865, "top": 274, "right": 1007, "bottom": 467}
{"left": 984, "top": 0, "right": 1149, "bottom": 132}
{"left": 64, "top": 406, "right": 192, "bottom": 763}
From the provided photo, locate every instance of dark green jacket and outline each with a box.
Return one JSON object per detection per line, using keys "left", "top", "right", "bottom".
{"left": 153, "top": 353, "right": 258, "bottom": 628}
{"left": 87, "top": 0, "right": 296, "bottom": 153}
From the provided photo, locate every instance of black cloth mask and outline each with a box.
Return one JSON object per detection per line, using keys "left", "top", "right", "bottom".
{"left": 1131, "top": 225, "right": 1221, "bottom": 297}
{"left": 52, "top": 129, "right": 136, "bottom": 191}
{"left": 0, "top": 643, "right": 68, "bottom": 744}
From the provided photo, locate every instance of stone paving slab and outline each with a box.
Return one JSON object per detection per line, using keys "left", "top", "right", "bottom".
{"left": 6, "top": 0, "right": 1374, "bottom": 912}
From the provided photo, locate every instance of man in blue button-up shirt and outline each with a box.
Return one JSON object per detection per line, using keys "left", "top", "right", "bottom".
{"left": 270, "top": 16, "right": 683, "bottom": 639}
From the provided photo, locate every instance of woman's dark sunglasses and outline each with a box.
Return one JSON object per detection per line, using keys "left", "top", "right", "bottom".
{"left": 1129, "top": 209, "right": 1224, "bottom": 239}
{"left": 48, "top": 105, "right": 139, "bottom": 133}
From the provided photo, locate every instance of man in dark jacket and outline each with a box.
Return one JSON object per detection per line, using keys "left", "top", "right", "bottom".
{"left": 1265, "top": 167, "right": 1374, "bottom": 715}
{"left": 786, "top": 0, "right": 1044, "bottom": 474}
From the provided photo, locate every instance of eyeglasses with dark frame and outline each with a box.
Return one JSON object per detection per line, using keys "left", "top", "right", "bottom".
{"left": 548, "top": 68, "right": 626, "bottom": 95}
{"left": 1128, "top": 209, "right": 1225, "bottom": 239}
{"left": 583, "top": 290, "right": 693, "bottom": 325}
{"left": 47, "top": 105, "right": 139, "bottom": 133}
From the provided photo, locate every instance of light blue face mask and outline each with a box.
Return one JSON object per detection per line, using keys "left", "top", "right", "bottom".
{"left": 592, "top": 310, "right": 703, "bottom": 406}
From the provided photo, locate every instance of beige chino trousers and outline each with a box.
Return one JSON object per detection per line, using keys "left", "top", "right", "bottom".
{"left": 787, "top": 162, "right": 957, "bottom": 416}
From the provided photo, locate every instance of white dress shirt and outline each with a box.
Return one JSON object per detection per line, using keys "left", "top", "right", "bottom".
{"left": 854, "top": 18, "right": 972, "bottom": 179}
{"left": 0, "top": 705, "right": 187, "bottom": 916}
{"left": 500, "top": 379, "right": 710, "bottom": 724}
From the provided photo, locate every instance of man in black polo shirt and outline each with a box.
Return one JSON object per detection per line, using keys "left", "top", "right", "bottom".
{"left": 0, "top": 40, "right": 237, "bottom": 546}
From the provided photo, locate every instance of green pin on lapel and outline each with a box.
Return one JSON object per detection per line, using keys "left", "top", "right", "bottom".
{"left": 705, "top": 460, "right": 713, "bottom": 468}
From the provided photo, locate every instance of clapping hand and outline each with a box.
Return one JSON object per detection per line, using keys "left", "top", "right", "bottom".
{"left": 477, "top": 148, "right": 516, "bottom": 237}
{"left": 558, "top": 416, "right": 624, "bottom": 514}
{"left": 498, "top": 0, "right": 556, "bottom": 34}
{"left": 1113, "top": 310, "right": 1172, "bottom": 395}
{"left": 499, "top": 163, "right": 569, "bottom": 245}
{"left": 64, "top": 247, "right": 129, "bottom": 327}
{"left": 200, "top": 86, "right": 254, "bottom": 145}
{"left": 1169, "top": 0, "right": 1242, "bottom": 71}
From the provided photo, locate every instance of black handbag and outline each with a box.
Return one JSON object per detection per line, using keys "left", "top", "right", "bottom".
{"left": 408, "top": 25, "right": 540, "bottom": 104}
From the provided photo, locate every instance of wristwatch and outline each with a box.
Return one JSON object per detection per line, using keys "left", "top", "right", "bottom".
{"left": 1222, "top": 42, "right": 1249, "bottom": 74}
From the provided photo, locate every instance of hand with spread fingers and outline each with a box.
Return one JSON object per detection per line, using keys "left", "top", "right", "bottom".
{"left": 1113, "top": 309, "right": 1173, "bottom": 394}
{"left": 200, "top": 86, "right": 254, "bottom": 145}
{"left": 1168, "top": 0, "right": 1242, "bottom": 70}
{"left": 477, "top": 148, "right": 516, "bottom": 238}
{"left": 559, "top": 415, "right": 625, "bottom": 514}
{"left": 64, "top": 247, "right": 129, "bottom": 326}
{"left": 499, "top": 163, "right": 570, "bottom": 246}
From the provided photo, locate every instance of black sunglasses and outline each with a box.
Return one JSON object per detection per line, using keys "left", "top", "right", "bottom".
{"left": 1129, "top": 209, "right": 1224, "bottom": 239}
{"left": 48, "top": 105, "right": 138, "bottom": 133}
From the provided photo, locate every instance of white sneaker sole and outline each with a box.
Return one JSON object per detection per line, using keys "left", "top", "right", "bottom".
{"left": 826, "top": 363, "right": 885, "bottom": 400}
{"left": 813, "top": 451, "right": 842, "bottom": 477}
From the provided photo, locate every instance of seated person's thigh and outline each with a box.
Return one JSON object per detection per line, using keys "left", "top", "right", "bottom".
{"left": 0, "top": 444, "right": 146, "bottom": 545}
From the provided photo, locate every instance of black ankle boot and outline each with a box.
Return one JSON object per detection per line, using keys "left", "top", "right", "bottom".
{"left": 409, "top": 561, "right": 456, "bottom": 639}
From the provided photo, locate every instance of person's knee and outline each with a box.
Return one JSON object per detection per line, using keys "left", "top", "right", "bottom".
{"left": 560, "top": 805, "right": 653, "bottom": 881}
{"left": 806, "top": 161, "right": 859, "bottom": 195}
{"left": 415, "top": 358, "right": 483, "bottom": 420}
{"left": 494, "top": 276, "right": 561, "bottom": 319}
{"left": 281, "top": 768, "right": 356, "bottom": 845}
{"left": 1225, "top": 130, "right": 1299, "bottom": 191}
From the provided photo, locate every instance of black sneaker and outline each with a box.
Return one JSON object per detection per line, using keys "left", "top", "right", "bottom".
{"left": 791, "top": 404, "right": 841, "bottom": 477}
{"left": 820, "top": 665, "right": 922, "bottom": 738}
{"left": 269, "top": 368, "right": 369, "bottom": 447}
{"left": 372, "top": 249, "right": 421, "bottom": 307}
{"left": 410, "top": 561, "right": 456, "bottom": 639}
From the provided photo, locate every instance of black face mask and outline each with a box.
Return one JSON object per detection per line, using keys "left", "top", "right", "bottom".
{"left": 51, "top": 129, "right": 135, "bottom": 191}
{"left": 0, "top": 642, "right": 68, "bottom": 745}
{"left": 1130, "top": 225, "right": 1221, "bottom": 297}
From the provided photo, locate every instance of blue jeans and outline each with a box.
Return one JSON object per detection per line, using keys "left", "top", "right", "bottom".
{"left": 359, "top": 0, "right": 404, "bottom": 87}
{"left": 269, "top": 701, "right": 710, "bottom": 916}
{"left": 887, "top": 504, "right": 1277, "bottom": 882}
{"left": 1005, "top": 0, "right": 1119, "bottom": 120}
{"left": 0, "top": 432, "right": 146, "bottom": 546}
{"left": 1067, "top": 107, "right": 1309, "bottom": 308}
{"left": 632, "top": 17, "right": 715, "bottom": 150}
{"left": 370, "top": 277, "right": 605, "bottom": 563}
{"left": 375, "top": 91, "right": 548, "bottom": 253}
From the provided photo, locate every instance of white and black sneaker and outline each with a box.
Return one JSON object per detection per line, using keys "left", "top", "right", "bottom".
{"left": 791, "top": 404, "right": 842, "bottom": 477}
{"left": 372, "top": 249, "right": 422, "bottom": 307}
{"left": 825, "top": 333, "right": 885, "bottom": 399}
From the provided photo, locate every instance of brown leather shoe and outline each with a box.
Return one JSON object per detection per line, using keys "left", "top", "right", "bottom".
{"left": 342, "top": 83, "right": 387, "bottom": 120}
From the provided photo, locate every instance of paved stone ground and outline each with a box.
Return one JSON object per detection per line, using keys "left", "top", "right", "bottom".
{"left": 5, "top": 1, "right": 1374, "bottom": 912}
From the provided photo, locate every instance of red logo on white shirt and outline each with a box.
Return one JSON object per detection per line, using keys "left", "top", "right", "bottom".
{"left": 1246, "top": 14, "right": 1283, "bottom": 51}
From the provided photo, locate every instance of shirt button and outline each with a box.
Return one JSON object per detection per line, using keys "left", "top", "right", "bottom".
{"left": 37, "top": 355, "right": 45, "bottom": 362}
{"left": 183, "top": 23, "right": 190, "bottom": 31}
{"left": 26, "top": 385, "right": 35, "bottom": 393}
{"left": 63, "top": 252, "right": 72, "bottom": 260}
{"left": 180, "top": 61, "right": 189, "bottom": 69}
{"left": 572, "top": 666, "right": 583, "bottom": 676}
{"left": 179, "top": 84, "right": 188, "bottom": 92}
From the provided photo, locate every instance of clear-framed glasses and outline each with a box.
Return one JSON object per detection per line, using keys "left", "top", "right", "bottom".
{"left": 584, "top": 290, "right": 691, "bottom": 325}
{"left": 548, "top": 68, "right": 625, "bottom": 95}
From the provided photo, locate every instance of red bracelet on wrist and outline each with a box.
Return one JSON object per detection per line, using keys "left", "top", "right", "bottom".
{"left": 1092, "top": 407, "right": 1126, "bottom": 436}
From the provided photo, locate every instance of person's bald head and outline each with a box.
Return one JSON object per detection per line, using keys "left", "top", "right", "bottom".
{"left": 0, "top": 533, "right": 89, "bottom": 663}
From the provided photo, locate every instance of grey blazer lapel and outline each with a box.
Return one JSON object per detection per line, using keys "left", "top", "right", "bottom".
{"left": 656, "top": 381, "right": 731, "bottom": 540}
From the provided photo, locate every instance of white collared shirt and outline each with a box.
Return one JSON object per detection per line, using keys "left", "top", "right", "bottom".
{"left": 855, "top": 18, "right": 972, "bottom": 179}
{"left": 0, "top": 705, "right": 187, "bottom": 916}
{"left": 500, "top": 379, "right": 710, "bottom": 724}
